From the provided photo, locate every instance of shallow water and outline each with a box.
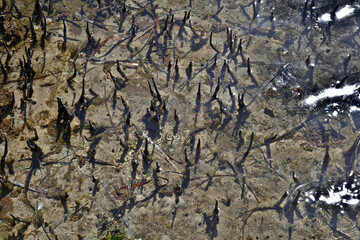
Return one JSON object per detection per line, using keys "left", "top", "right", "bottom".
{"left": 2, "top": 0, "right": 360, "bottom": 239}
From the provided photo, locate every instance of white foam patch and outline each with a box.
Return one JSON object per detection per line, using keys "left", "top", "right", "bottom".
{"left": 303, "top": 84, "right": 359, "bottom": 106}
{"left": 318, "top": 13, "right": 331, "bottom": 23}
{"left": 319, "top": 186, "right": 345, "bottom": 204}
{"left": 350, "top": 106, "right": 360, "bottom": 112}
{"left": 336, "top": 5, "right": 356, "bottom": 20}
{"left": 318, "top": 182, "right": 360, "bottom": 206}
{"left": 317, "top": 4, "right": 360, "bottom": 23}
{"left": 347, "top": 198, "right": 360, "bottom": 205}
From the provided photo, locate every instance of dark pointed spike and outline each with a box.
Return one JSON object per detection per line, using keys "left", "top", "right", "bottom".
{"left": 171, "top": 13, "right": 174, "bottom": 23}
{"left": 237, "top": 38, "right": 242, "bottom": 53}
{"left": 292, "top": 171, "right": 298, "bottom": 183}
{"left": 210, "top": 32, "right": 213, "bottom": 46}
{"left": 163, "top": 100, "right": 167, "bottom": 112}
{"left": 144, "top": 138, "right": 149, "bottom": 156}
{"left": 32, "top": 128, "right": 39, "bottom": 141}
{"left": 167, "top": 61, "right": 171, "bottom": 73}
{"left": 62, "top": 19, "right": 67, "bottom": 53}
{"left": 214, "top": 200, "right": 219, "bottom": 216}
{"left": 150, "top": 99, "right": 156, "bottom": 111}
{"left": 29, "top": 17, "right": 37, "bottom": 45}
{"left": 147, "top": 80, "right": 155, "bottom": 98}
{"left": 119, "top": 138, "right": 125, "bottom": 148}
{"left": 57, "top": 97, "right": 64, "bottom": 109}
{"left": 163, "top": 15, "right": 169, "bottom": 31}
{"left": 305, "top": 55, "right": 310, "bottom": 67}
{"left": 18, "top": 58, "right": 24, "bottom": 77}
{"left": 175, "top": 59, "right": 179, "bottom": 76}
{"left": 27, "top": 47, "right": 32, "bottom": 59}
{"left": 57, "top": 98, "right": 64, "bottom": 124}
{"left": 184, "top": 148, "right": 189, "bottom": 162}
{"left": 247, "top": 58, "right": 251, "bottom": 75}
{"left": 48, "top": 0, "right": 53, "bottom": 15}
{"left": 132, "top": 25, "right": 136, "bottom": 36}
{"left": 211, "top": 78, "right": 220, "bottom": 100}
{"left": 186, "top": 61, "right": 192, "bottom": 80}
{"left": 240, "top": 131, "right": 254, "bottom": 163}
{"left": 41, "top": 12, "right": 47, "bottom": 34}
{"left": 67, "top": 61, "right": 77, "bottom": 84}
{"left": 183, "top": 11, "right": 187, "bottom": 24}
{"left": 276, "top": 191, "right": 289, "bottom": 206}
{"left": 10, "top": 1, "right": 22, "bottom": 18}
{"left": 238, "top": 129, "right": 243, "bottom": 140}
{"left": 24, "top": 49, "right": 29, "bottom": 65}
{"left": 88, "top": 120, "right": 95, "bottom": 134}
{"left": 152, "top": 77, "right": 162, "bottom": 102}
{"left": 252, "top": 0, "right": 257, "bottom": 21}
{"left": 346, "top": 172, "right": 355, "bottom": 189}
{"left": 233, "top": 34, "right": 238, "bottom": 49}
{"left": 146, "top": 38, "right": 154, "bottom": 59}
{"left": 117, "top": 59, "right": 121, "bottom": 73}
{"left": 156, "top": 162, "right": 161, "bottom": 172}
{"left": 86, "top": 21, "right": 91, "bottom": 41}
{"left": 120, "top": 96, "right": 127, "bottom": 108}
{"left": 32, "top": 0, "right": 43, "bottom": 24}
{"left": 126, "top": 111, "right": 131, "bottom": 125}
{"left": 270, "top": 11, "right": 274, "bottom": 22}
{"left": 174, "top": 108, "right": 179, "bottom": 122}
{"left": 97, "top": 0, "right": 102, "bottom": 8}
{"left": 196, "top": 138, "right": 201, "bottom": 150}
{"left": 187, "top": 10, "right": 191, "bottom": 20}
{"left": 77, "top": 76, "right": 85, "bottom": 106}
{"left": 213, "top": 54, "right": 217, "bottom": 68}
{"left": 197, "top": 82, "right": 201, "bottom": 99}
{"left": 28, "top": 85, "right": 34, "bottom": 99}
{"left": 86, "top": 22, "right": 95, "bottom": 48}
{"left": 122, "top": 0, "right": 126, "bottom": 14}
{"left": 320, "top": 145, "right": 330, "bottom": 175}
{"left": 107, "top": 69, "right": 114, "bottom": 81}
{"left": 116, "top": 60, "right": 127, "bottom": 79}
{"left": 227, "top": 84, "right": 233, "bottom": 99}
{"left": 238, "top": 92, "right": 246, "bottom": 111}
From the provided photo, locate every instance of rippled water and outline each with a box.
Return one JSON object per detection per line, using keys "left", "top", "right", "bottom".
{"left": 2, "top": 0, "right": 360, "bottom": 239}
